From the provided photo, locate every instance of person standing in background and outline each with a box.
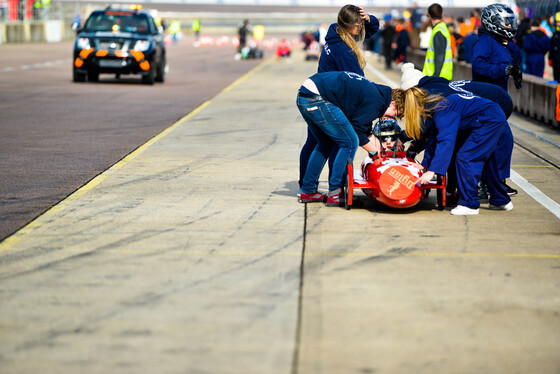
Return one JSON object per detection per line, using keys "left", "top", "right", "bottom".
{"left": 472, "top": 4, "right": 521, "bottom": 92}
{"left": 380, "top": 16, "right": 396, "bottom": 70}
{"left": 461, "top": 25, "right": 478, "bottom": 63}
{"left": 237, "top": 19, "right": 250, "bottom": 53}
{"left": 410, "top": 1, "right": 423, "bottom": 49}
{"left": 423, "top": 3, "right": 453, "bottom": 80}
{"left": 395, "top": 18, "right": 410, "bottom": 65}
{"left": 549, "top": 12, "right": 560, "bottom": 82}
{"left": 523, "top": 19, "right": 551, "bottom": 78}
{"left": 192, "top": 17, "right": 201, "bottom": 46}
{"left": 318, "top": 5, "right": 379, "bottom": 74}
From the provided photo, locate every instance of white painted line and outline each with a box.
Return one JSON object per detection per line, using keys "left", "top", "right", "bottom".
{"left": 366, "top": 63, "right": 398, "bottom": 88}
{"left": 510, "top": 169, "right": 560, "bottom": 219}
{"left": 0, "top": 59, "right": 71, "bottom": 73}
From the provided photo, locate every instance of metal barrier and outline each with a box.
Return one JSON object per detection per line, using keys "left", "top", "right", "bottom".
{"left": 408, "top": 49, "right": 559, "bottom": 129}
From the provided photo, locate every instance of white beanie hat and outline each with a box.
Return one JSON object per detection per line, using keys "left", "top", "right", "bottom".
{"left": 400, "top": 63, "right": 426, "bottom": 90}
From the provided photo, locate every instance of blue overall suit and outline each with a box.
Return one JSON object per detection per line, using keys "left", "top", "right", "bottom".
{"left": 418, "top": 76, "right": 513, "bottom": 181}
{"left": 472, "top": 30, "right": 521, "bottom": 92}
{"left": 422, "top": 94, "right": 511, "bottom": 209}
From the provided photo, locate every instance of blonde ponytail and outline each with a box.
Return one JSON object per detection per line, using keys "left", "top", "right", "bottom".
{"left": 392, "top": 87, "right": 444, "bottom": 140}
{"left": 337, "top": 27, "right": 367, "bottom": 70}
{"left": 336, "top": 5, "right": 367, "bottom": 70}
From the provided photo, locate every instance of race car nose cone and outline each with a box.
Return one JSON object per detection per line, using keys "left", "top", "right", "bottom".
{"left": 379, "top": 165, "right": 416, "bottom": 200}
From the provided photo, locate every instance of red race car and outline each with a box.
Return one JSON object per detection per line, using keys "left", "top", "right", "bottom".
{"left": 344, "top": 150, "right": 446, "bottom": 210}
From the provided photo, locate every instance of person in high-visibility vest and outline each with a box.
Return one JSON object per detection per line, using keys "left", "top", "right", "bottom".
{"left": 192, "top": 17, "right": 200, "bottom": 43}
{"left": 422, "top": 3, "right": 453, "bottom": 80}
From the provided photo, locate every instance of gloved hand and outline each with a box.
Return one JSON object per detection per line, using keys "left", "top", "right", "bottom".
{"left": 505, "top": 63, "right": 521, "bottom": 77}
{"left": 513, "top": 71, "right": 523, "bottom": 89}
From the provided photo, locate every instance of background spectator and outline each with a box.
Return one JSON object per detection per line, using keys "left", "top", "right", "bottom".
{"left": 523, "top": 19, "right": 551, "bottom": 77}
{"left": 550, "top": 12, "right": 560, "bottom": 82}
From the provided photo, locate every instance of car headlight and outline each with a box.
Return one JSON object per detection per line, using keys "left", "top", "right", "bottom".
{"left": 133, "top": 40, "right": 151, "bottom": 52}
{"left": 77, "top": 37, "right": 91, "bottom": 49}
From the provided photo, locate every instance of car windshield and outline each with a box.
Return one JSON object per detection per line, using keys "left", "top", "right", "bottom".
{"left": 84, "top": 11, "right": 151, "bottom": 34}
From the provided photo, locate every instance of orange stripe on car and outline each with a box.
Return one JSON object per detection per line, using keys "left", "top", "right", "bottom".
{"left": 130, "top": 50, "right": 144, "bottom": 61}
{"left": 96, "top": 50, "right": 109, "bottom": 57}
{"left": 79, "top": 48, "right": 93, "bottom": 59}
{"left": 139, "top": 61, "right": 150, "bottom": 71}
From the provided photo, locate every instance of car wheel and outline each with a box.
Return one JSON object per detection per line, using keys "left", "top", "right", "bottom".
{"left": 155, "top": 58, "right": 165, "bottom": 83}
{"left": 142, "top": 64, "right": 155, "bottom": 85}
{"left": 87, "top": 71, "right": 99, "bottom": 82}
{"left": 73, "top": 67, "right": 86, "bottom": 82}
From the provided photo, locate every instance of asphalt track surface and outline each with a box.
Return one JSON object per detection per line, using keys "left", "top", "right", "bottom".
{"left": 1, "top": 37, "right": 560, "bottom": 373}
{"left": 0, "top": 38, "right": 262, "bottom": 240}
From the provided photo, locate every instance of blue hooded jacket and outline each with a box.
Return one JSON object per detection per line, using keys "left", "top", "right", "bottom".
{"left": 523, "top": 29, "right": 551, "bottom": 77}
{"left": 421, "top": 95, "right": 506, "bottom": 175}
{"left": 305, "top": 71, "right": 392, "bottom": 146}
{"left": 471, "top": 29, "right": 521, "bottom": 91}
{"left": 318, "top": 16, "right": 380, "bottom": 76}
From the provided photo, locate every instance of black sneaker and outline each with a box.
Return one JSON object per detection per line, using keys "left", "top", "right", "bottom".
{"left": 501, "top": 180, "right": 518, "bottom": 196}
{"left": 477, "top": 181, "right": 488, "bottom": 202}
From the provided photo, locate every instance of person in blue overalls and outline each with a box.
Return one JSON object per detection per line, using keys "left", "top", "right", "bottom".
{"left": 399, "top": 62, "right": 517, "bottom": 197}
{"left": 392, "top": 88, "right": 512, "bottom": 215}
{"left": 523, "top": 19, "right": 551, "bottom": 78}
{"left": 296, "top": 71, "right": 396, "bottom": 207}
{"left": 298, "top": 5, "right": 380, "bottom": 196}
{"left": 472, "top": 4, "right": 522, "bottom": 92}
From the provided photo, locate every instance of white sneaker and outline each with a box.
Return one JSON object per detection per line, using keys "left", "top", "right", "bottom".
{"left": 489, "top": 201, "right": 513, "bottom": 211}
{"left": 451, "top": 205, "right": 479, "bottom": 215}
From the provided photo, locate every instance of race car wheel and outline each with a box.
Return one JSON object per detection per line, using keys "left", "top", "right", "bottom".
{"left": 73, "top": 67, "right": 85, "bottom": 82}
{"left": 344, "top": 158, "right": 353, "bottom": 210}
{"left": 436, "top": 175, "right": 445, "bottom": 210}
{"left": 142, "top": 64, "right": 155, "bottom": 85}
{"left": 155, "top": 57, "right": 165, "bottom": 83}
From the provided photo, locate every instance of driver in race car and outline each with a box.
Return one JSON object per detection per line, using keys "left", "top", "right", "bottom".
{"left": 363, "top": 119, "right": 402, "bottom": 166}
{"left": 373, "top": 119, "right": 400, "bottom": 151}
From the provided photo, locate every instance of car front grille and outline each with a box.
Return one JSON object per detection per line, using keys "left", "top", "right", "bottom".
{"left": 96, "top": 39, "right": 129, "bottom": 51}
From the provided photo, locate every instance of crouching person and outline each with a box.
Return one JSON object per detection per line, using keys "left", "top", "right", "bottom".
{"left": 296, "top": 71, "right": 397, "bottom": 206}
{"left": 391, "top": 88, "right": 512, "bottom": 215}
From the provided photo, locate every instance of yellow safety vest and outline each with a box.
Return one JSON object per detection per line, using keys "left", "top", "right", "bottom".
{"left": 423, "top": 22, "right": 453, "bottom": 80}
{"left": 192, "top": 18, "right": 200, "bottom": 32}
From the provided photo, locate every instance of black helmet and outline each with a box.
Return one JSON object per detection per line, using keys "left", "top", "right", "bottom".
{"left": 372, "top": 119, "right": 401, "bottom": 145}
{"left": 480, "top": 4, "right": 518, "bottom": 40}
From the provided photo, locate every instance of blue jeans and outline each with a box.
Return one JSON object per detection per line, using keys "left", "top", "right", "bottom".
{"left": 296, "top": 93, "right": 358, "bottom": 192}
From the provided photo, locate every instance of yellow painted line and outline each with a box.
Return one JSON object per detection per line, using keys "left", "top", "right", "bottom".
{"left": 0, "top": 100, "right": 215, "bottom": 253}
{"left": 1, "top": 58, "right": 275, "bottom": 253}
{"left": 113, "top": 249, "right": 560, "bottom": 259}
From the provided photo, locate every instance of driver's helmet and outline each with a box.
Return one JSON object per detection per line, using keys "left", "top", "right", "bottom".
{"left": 372, "top": 119, "right": 401, "bottom": 150}
{"left": 480, "top": 4, "right": 518, "bottom": 40}
{"left": 556, "top": 12, "right": 560, "bottom": 32}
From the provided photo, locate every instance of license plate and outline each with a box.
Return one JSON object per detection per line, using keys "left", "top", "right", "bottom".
{"left": 99, "top": 59, "right": 125, "bottom": 68}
